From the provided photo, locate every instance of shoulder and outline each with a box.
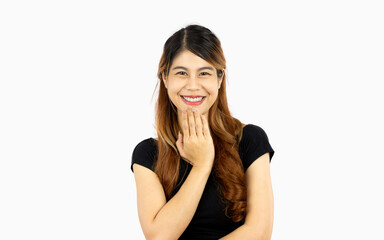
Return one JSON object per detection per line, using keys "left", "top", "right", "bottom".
{"left": 239, "top": 124, "right": 275, "bottom": 170}
{"left": 133, "top": 138, "right": 158, "bottom": 153}
{"left": 131, "top": 138, "right": 158, "bottom": 173}
{"left": 241, "top": 124, "right": 270, "bottom": 142}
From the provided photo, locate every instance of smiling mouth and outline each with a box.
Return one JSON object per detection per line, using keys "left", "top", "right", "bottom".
{"left": 180, "top": 95, "right": 206, "bottom": 105}
{"left": 181, "top": 96, "right": 205, "bottom": 102}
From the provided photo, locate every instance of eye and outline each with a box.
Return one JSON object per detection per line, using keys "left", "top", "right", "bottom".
{"left": 200, "top": 72, "right": 211, "bottom": 76}
{"left": 176, "top": 71, "right": 187, "bottom": 76}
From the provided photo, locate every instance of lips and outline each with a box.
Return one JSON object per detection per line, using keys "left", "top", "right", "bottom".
{"left": 180, "top": 95, "right": 206, "bottom": 105}
{"left": 182, "top": 95, "right": 204, "bottom": 98}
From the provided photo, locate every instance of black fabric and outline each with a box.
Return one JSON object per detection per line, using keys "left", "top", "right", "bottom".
{"left": 131, "top": 124, "right": 275, "bottom": 240}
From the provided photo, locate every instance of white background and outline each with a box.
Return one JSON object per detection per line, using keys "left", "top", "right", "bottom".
{"left": 1, "top": 0, "right": 383, "bottom": 239}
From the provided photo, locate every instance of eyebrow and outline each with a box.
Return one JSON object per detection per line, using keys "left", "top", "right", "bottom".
{"left": 171, "top": 66, "right": 215, "bottom": 71}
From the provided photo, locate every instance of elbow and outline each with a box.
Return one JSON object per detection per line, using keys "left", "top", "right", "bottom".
{"left": 141, "top": 219, "right": 180, "bottom": 240}
{"left": 249, "top": 231, "right": 272, "bottom": 240}
{"left": 143, "top": 232, "right": 161, "bottom": 240}
{"left": 142, "top": 231, "right": 161, "bottom": 240}
{"left": 143, "top": 229, "right": 179, "bottom": 240}
{"left": 255, "top": 227, "right": 273, "bottom": 240}
{"left": 146, "top": 234, "right": 178, "bottom": 240}
{"left": 255, "top": 232, "right": 272, "bottom": 240}
{"left": 246, "top": 223, "right": 273, "bottom": 240}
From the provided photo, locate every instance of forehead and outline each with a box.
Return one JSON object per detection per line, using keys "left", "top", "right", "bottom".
{"left": 171, "top": 50, "right": 214, "bottom": 70}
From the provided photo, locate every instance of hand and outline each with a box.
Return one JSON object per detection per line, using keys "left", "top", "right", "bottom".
{"left": 175, "top": 108, "right": 215, "bottom": 171}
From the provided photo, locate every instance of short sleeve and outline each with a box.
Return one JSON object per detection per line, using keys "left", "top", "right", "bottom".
{"left": 131, "top": 138, "right": 158, "bottom": 173}
{"left": 239, "top": 124, "right": 275, "bottom": 171}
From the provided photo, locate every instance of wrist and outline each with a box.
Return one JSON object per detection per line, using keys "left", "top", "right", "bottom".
{"left": 191, "top": 164, "right": 213, "bottom": 175}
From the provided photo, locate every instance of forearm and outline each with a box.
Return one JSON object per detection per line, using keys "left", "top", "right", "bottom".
{"left": 219, "top": 223, "right": 272, "bottom": 240}
{"left": 150, "top": 167, "right": 210, "bottom": 240}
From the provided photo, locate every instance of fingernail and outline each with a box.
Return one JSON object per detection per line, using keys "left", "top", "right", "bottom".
{"left": 192, "top": 108, "right": 196, "bottom": 112}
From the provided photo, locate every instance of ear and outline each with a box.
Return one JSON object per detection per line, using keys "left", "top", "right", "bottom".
{"left": 162, "top": 72, "right": 167, "bottom": 89}
{"left": 218, "top": 69, "right": 224, "bottom": 89}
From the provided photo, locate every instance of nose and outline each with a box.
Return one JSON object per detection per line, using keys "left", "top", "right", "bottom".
{"left": 185, "top": 76, "right": 200, "bottom": 90}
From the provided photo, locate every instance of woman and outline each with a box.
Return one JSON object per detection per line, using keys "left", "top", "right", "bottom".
{"left": 131, "top": 24, "right": 275, "bottom": 240}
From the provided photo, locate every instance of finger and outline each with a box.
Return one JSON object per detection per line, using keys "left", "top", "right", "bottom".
{"left": 179, "top": 131, "right": 184, "bottom": 144}
{"left": 188, "top": 109, "right": 196, "bottom": 137}
{"left": 201, "top": 114, "right": 210, "bottom": 137}
{"left": 175, "top": 131, "right": 184, "bottom": 155}
{"left": 177, "top": 131, "right": 183, "bottom": 144}
{"left": 181, "top": 110, "right": 189, "bottom": 138}
{"left": 194, "top": 109, "right": 203, "bottom": 137}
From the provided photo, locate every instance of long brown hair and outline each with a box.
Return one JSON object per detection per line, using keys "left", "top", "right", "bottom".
{"left": 154, "top": 25, "right": 246, "bottom": 222}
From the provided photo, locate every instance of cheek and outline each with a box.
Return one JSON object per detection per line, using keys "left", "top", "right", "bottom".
{"left": 167, "top": 85, "right": 184, "bottom": 98}
{"left": 167, "top": 79, "right": 184, "bottom": 90}
{"left": 207, "top": 83, "right": 219, "bottom": 95}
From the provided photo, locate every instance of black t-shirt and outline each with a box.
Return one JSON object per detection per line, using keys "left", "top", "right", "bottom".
{"left": 131, "top": 124, "right": 275, "bottom": 240}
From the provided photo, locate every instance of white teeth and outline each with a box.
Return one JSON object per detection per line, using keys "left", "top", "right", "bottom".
{"left": 182, "top": 96, "right": 204, "bottom": 102}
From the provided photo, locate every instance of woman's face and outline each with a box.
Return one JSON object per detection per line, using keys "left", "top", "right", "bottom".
{"left": 163, "top": 50, "right": 223, "bottom": 120}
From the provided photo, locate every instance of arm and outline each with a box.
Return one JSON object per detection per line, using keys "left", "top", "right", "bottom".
{"left": 133, "top": 109, "right": 215, "bottom": 240}
{"left": 219, "top": 152, "right": 274, "bottom": 240}
{"left": 133, "top": 164, "right": 210, "bottom": 240}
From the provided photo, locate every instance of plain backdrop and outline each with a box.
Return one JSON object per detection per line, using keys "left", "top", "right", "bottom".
{"left": 1, "top": 0, "right": 383, "bottom": 239}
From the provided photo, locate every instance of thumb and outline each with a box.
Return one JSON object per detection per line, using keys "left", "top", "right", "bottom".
{"left": 179, "top": 131, "right": 183, "bottom": 143}
{"left": 176, "top": 131, "right": 184, "bottom": 153}
{"left": 176, "top": 131, "right": 182, "bottom": 145}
